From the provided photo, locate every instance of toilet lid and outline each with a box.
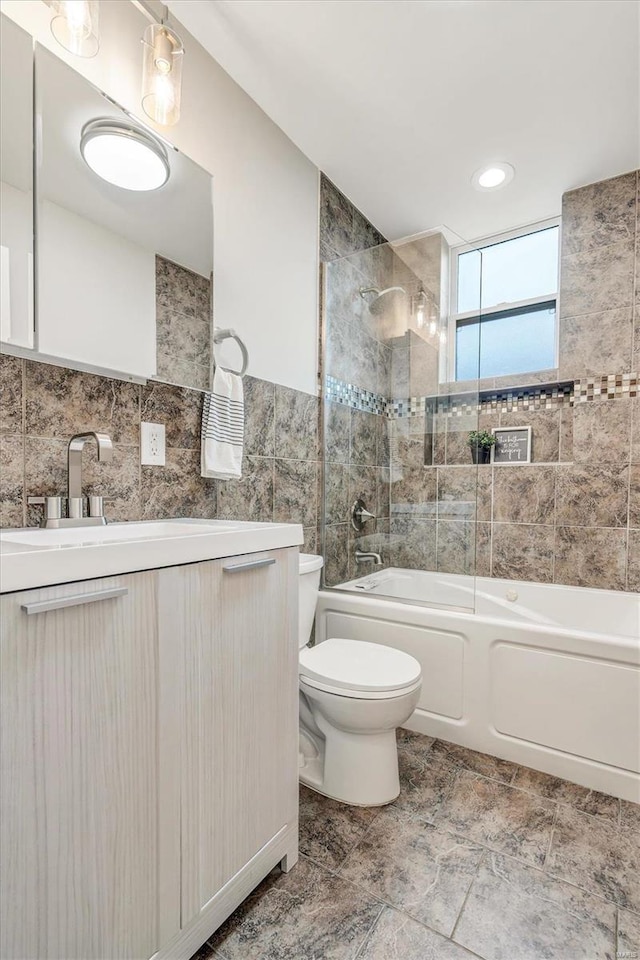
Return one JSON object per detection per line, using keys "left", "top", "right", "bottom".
{"left": 299, "top": 638, "right": 421, "bottom": 694}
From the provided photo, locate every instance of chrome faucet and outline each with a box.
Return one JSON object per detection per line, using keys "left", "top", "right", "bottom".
{"left": 28, "top": 432, "right": 113, "bottom": 528}
{"left": 67, "top": 432, "right": 113, "bottom": 520}
{"left": 355, "top": 549, "right": 383, "bottom": 566}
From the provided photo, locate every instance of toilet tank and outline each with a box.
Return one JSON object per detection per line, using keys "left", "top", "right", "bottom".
{"left": 298, "top": 553, "right": 324, "bottom": 649}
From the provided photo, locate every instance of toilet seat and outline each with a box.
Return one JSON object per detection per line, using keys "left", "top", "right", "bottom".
{"left": 299, "top": 638, "right": 421, "bottom": 700}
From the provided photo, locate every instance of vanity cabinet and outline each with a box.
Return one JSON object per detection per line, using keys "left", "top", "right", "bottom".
{"left": 0, "top": 548, "right": 299, "bottom": 960}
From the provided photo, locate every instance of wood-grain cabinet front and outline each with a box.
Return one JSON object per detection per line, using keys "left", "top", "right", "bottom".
{"left": 0, "top": 547, "right": 299, "bottom": 960}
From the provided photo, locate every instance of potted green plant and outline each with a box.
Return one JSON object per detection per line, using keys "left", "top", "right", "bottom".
{"left": 467, "top": 430, "right": 496, "bottom": 464}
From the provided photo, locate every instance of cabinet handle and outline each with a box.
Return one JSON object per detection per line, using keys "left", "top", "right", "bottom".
{"left": 222, "top": 557, "right": 276, "bottom": 574}
{"left": 21, "top": 587, "right": 128, "bottom": 616}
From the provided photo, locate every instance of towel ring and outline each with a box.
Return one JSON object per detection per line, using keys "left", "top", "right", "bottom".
{"left": 213, "top": 328, "right": 249, "bottom": 377}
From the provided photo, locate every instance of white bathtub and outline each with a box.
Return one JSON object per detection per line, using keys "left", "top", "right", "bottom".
{"left": 315, "top": 569, "right": 640, "bottom": 803}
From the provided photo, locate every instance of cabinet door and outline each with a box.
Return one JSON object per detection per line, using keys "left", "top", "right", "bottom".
{"left": 0, "top": 573, "right": 181, "bottom": 960}
{"left": 163, "top": 549, "right": 299, "bottom": 925}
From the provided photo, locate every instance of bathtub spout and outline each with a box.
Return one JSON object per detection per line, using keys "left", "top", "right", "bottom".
{"left": 355, "top": 549, "right": 383, "bottom": 566}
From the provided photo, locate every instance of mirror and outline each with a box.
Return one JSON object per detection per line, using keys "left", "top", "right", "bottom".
{"left": 0, "top": 15, "right": 34, "bottom": 352}
{"left": 32, "top": 43, "right": 213, "bottom": 390}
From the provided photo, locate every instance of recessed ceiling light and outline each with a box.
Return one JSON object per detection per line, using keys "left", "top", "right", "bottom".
{"left": 471, "top": 162, "right": 515, "bottom": 192}
{"left": 80, "top": 119, "right": 170, "bottom": 191}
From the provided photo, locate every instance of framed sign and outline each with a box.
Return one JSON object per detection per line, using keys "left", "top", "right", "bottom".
{"left": 491, "top": 427, "right": 532, "bottom": 464}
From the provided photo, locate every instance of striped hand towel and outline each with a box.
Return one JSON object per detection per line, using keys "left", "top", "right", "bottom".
{"left": 201, "top": 367, "right": 244, "bottom": 480}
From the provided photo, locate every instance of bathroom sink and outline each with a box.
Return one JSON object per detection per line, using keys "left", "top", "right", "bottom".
{"left": 2, "top": 520, "right": 237, "bottom": 547}
{"left": 0, "top": 518, "right": 304, "bottom": 594}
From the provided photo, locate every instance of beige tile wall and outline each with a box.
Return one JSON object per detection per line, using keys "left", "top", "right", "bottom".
{"left": 416, "top": 170, "right": 640, "bottom": 591}
{"left": 320, "top": 170, "right": 639, "bottom": 592}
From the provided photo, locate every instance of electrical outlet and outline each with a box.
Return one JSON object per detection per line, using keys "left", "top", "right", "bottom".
{"left": 141, "top": 422, "right": 166, "bottom": 466}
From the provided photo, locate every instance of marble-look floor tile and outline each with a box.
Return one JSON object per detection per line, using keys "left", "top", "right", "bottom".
{"left": 620, "top": 798, "right": 640, "bottom": 832}
{"left": 210, "top": 856, "right": 382, "bottom": 960}
{"left": 189, "top": 939, "right": 224, "bottom": 960}
{"left": 298, "top": 785, "right": 380, "bottom": 870}
{"left": 435, "top": 770, "right": 556, "bottom": 866}
{"left": 617, "top": 909, "right": 640, "bottom": 960}
{"left": 429, "top": 740, "right": 516, "bottom": 784}
{"left": 396, "top": 727, "right": 435, "bottom": 759}
{"left": 391, "top": 745, "right": 459, "bottom": 823}
{"left": 512, "top": 766, "right": 620, "bottom": 822}
{"left": 545, "top": 805, "right": 640, "bottom": 912}
{"left": 453, "top": 852, "right": 617, "bottom": 960}
{"left": 339, "top": 807, "right": 484, "bottom": 937}
{"left": 358, "top": 907, "right": 477, "bottom": 960}
{"left": 0, "top": 354, "right": 23, "bottom": 435}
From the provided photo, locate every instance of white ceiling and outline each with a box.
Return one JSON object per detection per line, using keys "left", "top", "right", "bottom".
{"left": 169, "top": 0, "right": 639, "bottom": 243}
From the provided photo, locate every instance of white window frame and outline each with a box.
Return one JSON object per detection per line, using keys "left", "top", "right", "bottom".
{"left": 447, "top": 217, "right": 561, "bottom": 383}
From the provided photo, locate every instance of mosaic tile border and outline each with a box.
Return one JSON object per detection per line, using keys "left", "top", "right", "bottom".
{"left": 574, "top": 373, "right": 638, "bottom": 402}
{"left": 324, "top": 376, "right": 387, "bottom": 415}
{"left": 326, "top": 373, "right": 638, "bottom": 420}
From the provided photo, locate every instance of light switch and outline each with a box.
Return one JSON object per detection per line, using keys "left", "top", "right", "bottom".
{"left": 141, "top": 422, "right": 166, "bottom": 466}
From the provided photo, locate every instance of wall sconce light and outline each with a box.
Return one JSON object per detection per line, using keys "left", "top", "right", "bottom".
{"left": 413, "top": 289, "right": 427, "bottom": 329}
{"left": 45, "top": 0, "right": 100, "bottom": 58}
{"left": 412, "top": 289, "right": 438, "bottom": 335}
{"left": 139, "top": 11, "right": 184, "bottom": 127}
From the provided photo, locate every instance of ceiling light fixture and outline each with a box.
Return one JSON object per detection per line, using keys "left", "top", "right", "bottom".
{"left": 137, "top": 2, "right": 184, "bottom": 128}
{"left": 80, "top": 119, "right": 170, "bottom": 191}
{"left": 471, "top": 162, "right": 515, "bottom": 192}
{"left": 45, "top": 0, "right": 100, "bottom": 58}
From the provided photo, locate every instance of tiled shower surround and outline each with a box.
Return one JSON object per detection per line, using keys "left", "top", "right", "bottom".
{"left": 322, "top": 169, "right": 640, "bottom": 592}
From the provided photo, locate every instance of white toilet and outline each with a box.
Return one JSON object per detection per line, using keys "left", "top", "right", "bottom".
{"left": 298, "top": 553, "right": 422, "bottom": 806}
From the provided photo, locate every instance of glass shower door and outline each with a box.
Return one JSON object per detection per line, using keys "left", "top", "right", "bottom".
{"left": 321, "top": 226, "right": 483, "bottom": 613}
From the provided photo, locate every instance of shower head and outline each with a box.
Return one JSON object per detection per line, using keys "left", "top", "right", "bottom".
{"left": 359, "top": 285, "right": 407, "bottom": 314}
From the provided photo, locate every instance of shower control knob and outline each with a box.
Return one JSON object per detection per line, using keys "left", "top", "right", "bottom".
{"left": 351, "top": 498, "right": 376, "bottom": 532}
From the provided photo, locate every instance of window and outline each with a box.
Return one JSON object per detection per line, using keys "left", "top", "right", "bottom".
{"left": 451, "top": 221, "right": 560, "bottom": 381}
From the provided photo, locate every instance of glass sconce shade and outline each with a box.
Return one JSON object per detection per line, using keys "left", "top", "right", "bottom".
{"left": 141, "top": 22, "right": 184, "bottom": 126}
{"left": 48, "top": 0, "right": 100, "bottom": 58}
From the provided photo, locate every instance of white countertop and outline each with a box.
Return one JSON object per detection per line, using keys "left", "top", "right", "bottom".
{"left": 0, "top": 518, "right": 304, "bottom": 594}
